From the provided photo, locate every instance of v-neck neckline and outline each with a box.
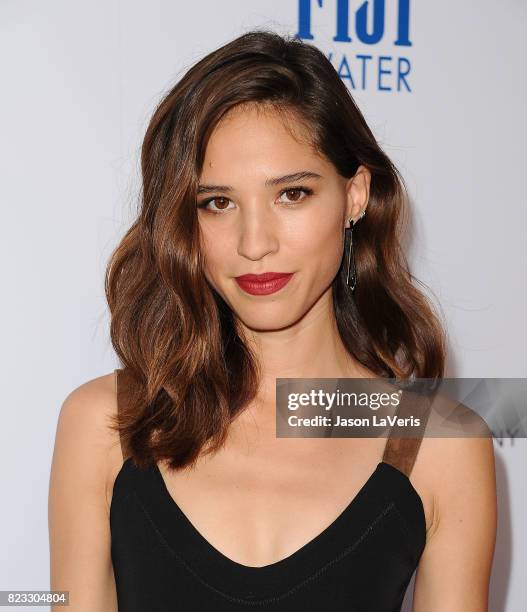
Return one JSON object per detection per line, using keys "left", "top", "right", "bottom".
{"left": 119, "top": 456, "right": 426, "bottom": 602}
{"left": 149, "top": 459, "right": 417, "bottom": 571}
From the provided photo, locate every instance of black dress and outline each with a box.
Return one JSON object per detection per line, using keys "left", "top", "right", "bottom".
{"left": 110, "top": 369, "right": 430, "bottom": 611}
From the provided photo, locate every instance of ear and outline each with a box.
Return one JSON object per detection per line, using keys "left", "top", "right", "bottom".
{"left": 344, "top": 165, "right": 371, "bottom": 226}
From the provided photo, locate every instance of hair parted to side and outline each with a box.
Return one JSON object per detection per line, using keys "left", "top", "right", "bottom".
{"left": 105, "top": 29, "right": 447, "bottom": 471}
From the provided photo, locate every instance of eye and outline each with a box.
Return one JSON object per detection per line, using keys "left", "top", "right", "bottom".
{"left": 277, "top": 186, "right": 314, "bottom": 204}
{"left": 196, "top": 196, "right": 235, "bottom": 214}
{"left": 196, "top": 186, "right": 314, "bottom": 214}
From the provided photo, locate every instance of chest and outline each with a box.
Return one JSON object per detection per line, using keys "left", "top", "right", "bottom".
{"left": 154, "top": 435, "right": 431, "bottom": 568}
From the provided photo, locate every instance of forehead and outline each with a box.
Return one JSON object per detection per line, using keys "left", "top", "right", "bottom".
{"left": 201, "top": 103, "right": 325, "bottom": 177}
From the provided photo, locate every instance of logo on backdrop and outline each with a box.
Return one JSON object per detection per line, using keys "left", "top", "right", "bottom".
{"left": 297, "top": 0, "right": 413, "bottom": 93}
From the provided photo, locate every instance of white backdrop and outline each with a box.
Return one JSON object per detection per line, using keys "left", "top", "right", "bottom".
{"left": 1, "top": 1, "right": 525, "bottom": 610}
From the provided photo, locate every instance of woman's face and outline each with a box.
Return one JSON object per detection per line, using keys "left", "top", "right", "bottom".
{"left": 197, "top": 104, "right": 370, "bottom": 332}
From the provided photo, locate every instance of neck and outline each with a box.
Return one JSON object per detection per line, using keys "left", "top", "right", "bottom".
{"left": 238, "top": 287, "right": 374, "bottom": 402}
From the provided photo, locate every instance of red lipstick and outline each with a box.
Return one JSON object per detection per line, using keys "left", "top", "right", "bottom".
{"left": 234, "top": 272, "right": 294, "bottom": 296}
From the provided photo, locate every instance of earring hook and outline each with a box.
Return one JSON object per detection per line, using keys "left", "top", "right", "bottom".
{"left": 345, "top": 209, "right": 365, "bottom": 291}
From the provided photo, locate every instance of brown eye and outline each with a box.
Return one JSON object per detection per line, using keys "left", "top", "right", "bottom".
{"left": 285, "top": 189, "right": 302, "bottom": 201}
{"left": 196, "top": 196, "right": 235, "bottom": 213}
{"left": 278, "top": 187, "right": 314, "bottom": 204}
{"left": 214, "top": 197, "right": 230, "bottom": 209}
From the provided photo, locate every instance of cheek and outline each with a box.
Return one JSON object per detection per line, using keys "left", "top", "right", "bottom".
{"left": 288, "top": 211, "right": 344, "bottom": 277}
{"left": 199, "top": 229, "right": 232, "bottom": 285}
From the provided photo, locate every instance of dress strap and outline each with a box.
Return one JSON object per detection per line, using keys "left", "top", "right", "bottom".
{"left": 114, "top": 367, "right": 132, "bottom": 462}
{"left": 381, "top": 388, "right": 432, "bottom": 477}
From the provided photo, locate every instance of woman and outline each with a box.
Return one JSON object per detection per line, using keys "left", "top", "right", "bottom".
{"left": 48, "top": 30, "right": 496, "bottom": 611}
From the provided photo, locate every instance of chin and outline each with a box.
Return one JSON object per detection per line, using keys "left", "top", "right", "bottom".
{"left": 236, "top": 306, "right": 303, "bottom": 333}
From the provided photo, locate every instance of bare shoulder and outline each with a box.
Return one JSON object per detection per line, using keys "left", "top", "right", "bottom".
{"left": 419, "top": 432, "right": 496, "bottom": 529}
{"left": 59, "top": 371, "right": 118, "bottom": 428}
{"left": 57, "top": 371, "right": 119, "bottom": 446}
{"left": 51, "top": 371, "right": 123, "bottom": 512}
{"left": 410, "top": 397, "right": 497, "bottom": 610}
{"left": 415, "top": 395, "right": 496, "bottom": 526}
{"left": 48, "top": 371, "right": 122, "bottom": 609}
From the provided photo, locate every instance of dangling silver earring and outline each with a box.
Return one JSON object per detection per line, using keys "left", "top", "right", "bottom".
{"left": 345, "top": 209, "right": 366, "bottom": 292}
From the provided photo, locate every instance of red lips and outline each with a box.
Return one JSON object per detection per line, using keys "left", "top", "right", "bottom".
{"left": 234, "top": 272, "right": 294, "bottom": 296}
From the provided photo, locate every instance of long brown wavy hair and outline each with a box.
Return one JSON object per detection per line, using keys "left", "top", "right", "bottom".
{"left": 105, "top": 29, "right": 447, "bottom": 471}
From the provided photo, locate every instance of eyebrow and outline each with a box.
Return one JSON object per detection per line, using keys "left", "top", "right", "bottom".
{"left": 197, "top": 171, "right": 323, "bottom": 195}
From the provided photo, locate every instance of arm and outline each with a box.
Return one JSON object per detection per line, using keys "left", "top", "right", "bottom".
{"left": 412, "top": 434, "right": 497, "bottom": 611}
{"left": 48, "top": 375, "right": 120, "bottom": 612}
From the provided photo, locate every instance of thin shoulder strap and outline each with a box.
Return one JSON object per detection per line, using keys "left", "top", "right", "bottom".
{"left": 382, "top": 388, "right": 432, "bottom": 477}
{"left": 114, "top": 367, "right": 132, "bottom": 462}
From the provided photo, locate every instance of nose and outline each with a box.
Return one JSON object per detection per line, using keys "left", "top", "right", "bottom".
{"left": 236, "top": 201, "right": 279, "bottom": 261}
